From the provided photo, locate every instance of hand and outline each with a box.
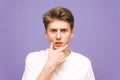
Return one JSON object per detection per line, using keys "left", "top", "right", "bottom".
{"left": 46, "top": 42, "right": 68, "bottom": 69}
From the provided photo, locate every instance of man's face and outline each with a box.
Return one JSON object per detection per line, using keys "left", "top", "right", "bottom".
{"left": 45, "top": 20, "right": 74, "bottom": 50}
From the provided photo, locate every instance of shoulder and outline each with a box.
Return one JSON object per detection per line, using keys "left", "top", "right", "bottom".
{"left": 25, "top": 49, "right": 48, "bottom": 62}
{"left": 70, "top": 51, "right": 91, "bottom": 65}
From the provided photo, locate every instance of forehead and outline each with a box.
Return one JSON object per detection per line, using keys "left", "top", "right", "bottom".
{"left": 47, "top": 20, "right": 70, "bottom": 29}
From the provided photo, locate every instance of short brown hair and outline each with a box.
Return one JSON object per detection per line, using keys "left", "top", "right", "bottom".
{"left": 43, "top": 6, "right": 74, "bottom": 30}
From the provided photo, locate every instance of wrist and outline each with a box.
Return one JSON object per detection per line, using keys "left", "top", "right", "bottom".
{"left": 44, "top": 61, "right": 56, "bottom": 73}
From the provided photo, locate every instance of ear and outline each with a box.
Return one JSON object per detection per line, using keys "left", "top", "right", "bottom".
{"left": 44, "top": 30, "right": 48, "bottom": 38}
{"left": 71, "top": 29, "right": 74, "bottom": 38}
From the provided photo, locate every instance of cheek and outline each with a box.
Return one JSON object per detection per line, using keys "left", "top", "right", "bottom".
{"left": 46, "top": 34, "right": 55, "bottom": 42}
{"left": 63, "top": 34, "right": 72, "bottom": 41}
{"left": 66, "top": 33, "right": 73, "bottom": 38}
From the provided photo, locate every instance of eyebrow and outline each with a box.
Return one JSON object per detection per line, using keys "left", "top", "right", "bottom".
{"left": 50, "top": 28, "right": 68, "bottom": 29}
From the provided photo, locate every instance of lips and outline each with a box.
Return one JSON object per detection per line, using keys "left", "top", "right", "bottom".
{"left": 54, "top": 42, "right": 62, "bottom": 47}
{"left": 55, "top": 42, "right": 62, "bottom": 44}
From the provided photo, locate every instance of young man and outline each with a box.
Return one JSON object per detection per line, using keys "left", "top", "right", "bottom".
{"left": 22, "top": 6, "right": 95, "bottom": 80}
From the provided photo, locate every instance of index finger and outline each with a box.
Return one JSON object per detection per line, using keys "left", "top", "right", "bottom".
{"left": 50, "top": 42, "right": 54, "bottom": 50}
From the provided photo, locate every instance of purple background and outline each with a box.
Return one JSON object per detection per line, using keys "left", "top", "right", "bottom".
{"left": 0, "top": 0, "right": 120, "bottom": 80}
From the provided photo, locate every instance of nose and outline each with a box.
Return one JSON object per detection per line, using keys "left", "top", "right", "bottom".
{"left": 56, "top": 31, "right": 61, "bottom": 40}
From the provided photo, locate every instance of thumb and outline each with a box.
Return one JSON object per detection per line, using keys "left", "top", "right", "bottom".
{"left": 56, "top": 44, "right": 69, "bottom": 52}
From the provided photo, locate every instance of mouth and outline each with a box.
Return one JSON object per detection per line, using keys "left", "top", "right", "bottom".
{"left": 54, "top": 42, "right": 63, "bottom": 47}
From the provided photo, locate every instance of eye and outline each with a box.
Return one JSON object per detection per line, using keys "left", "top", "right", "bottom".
{"left": 50, "top": 29, "right": 57, "bottom": 33}
{"left": 61, "top": 29, "right": 67, "bottom": 32}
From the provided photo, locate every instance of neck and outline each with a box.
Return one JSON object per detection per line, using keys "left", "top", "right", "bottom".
{"left": 63, "top": 49, "right": 71, "bottom": 57}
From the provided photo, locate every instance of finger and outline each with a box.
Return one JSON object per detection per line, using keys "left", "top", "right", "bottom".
{"left": 50, "top": 42, "right": 54, "bottom": 50}
{"left": 56, "top": 44, "right": 69, "bottom": 52}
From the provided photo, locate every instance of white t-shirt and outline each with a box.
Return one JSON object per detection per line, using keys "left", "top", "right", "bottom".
{"left": 22, "top": 49, "right": 95, "bottom": 80}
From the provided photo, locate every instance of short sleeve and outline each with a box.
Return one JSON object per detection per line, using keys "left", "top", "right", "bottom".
{"left": 86, "top": 62, "right": 95, "bottom": 80}
{"left": 22, "top": 53, "right": 38, "bottom": 80}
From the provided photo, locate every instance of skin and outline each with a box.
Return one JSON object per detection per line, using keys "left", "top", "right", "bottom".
{"left": 37, "top": 20, "right": 74, "bottom": 80}
{"left": 45, "top": 20, "right": 74, "bottom": 50}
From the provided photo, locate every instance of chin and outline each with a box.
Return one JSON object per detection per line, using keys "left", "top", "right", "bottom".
{"left": 54, "top": 46, "right": 62, "bottom": 50}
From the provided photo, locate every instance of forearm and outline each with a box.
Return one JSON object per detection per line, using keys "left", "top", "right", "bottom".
{"left": 36, "top": 43, "right": 67, "bottom": 80}
{"left": 36, "top": 62, "right": 56, "bottom": 80}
